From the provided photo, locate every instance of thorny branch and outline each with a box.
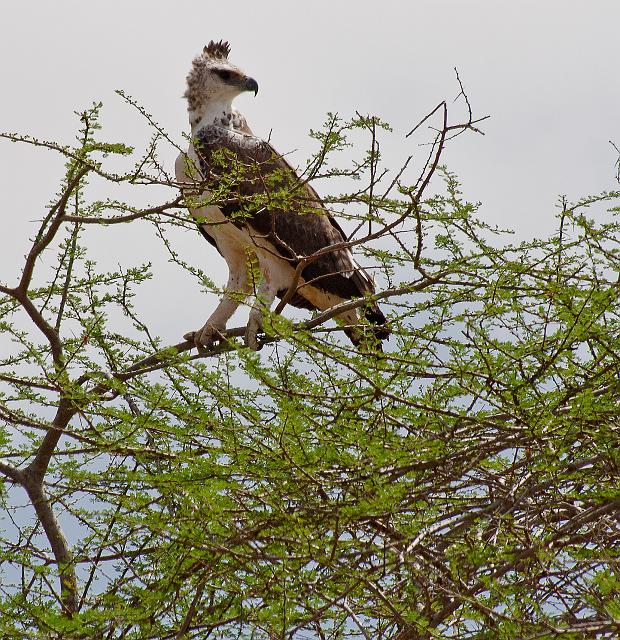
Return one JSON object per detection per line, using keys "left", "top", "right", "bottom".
{"left": 1, "top": 80, "right": 619, "bottom": 640}
{"left": 267, "top": 85, "right": 488, "bottom": 315}
{"left": 0, "top": 105, "right": 188, "bottom": 617}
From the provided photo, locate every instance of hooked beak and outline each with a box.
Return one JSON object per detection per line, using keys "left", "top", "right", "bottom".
{"left": 244, "top": 77, "right": 259, "bottom": 97}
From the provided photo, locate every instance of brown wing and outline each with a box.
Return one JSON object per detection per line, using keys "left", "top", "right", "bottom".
{"left": 194, "top": 125, "right": 376, "bottom": 303}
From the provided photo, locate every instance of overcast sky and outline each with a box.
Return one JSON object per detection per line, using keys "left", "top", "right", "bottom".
{"left": 1, "top": 0, "right": 619, "bottom": 342}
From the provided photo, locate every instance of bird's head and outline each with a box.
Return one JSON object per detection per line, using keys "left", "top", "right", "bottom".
{"left": 184, "top": 40, "right": 258, "bottom": 114}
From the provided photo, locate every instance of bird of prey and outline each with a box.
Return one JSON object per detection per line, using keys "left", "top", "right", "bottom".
{"left": 175, "top": 41, "right": 388, "bottom": 350}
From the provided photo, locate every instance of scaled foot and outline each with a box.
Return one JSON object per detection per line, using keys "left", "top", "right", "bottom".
{"left": 184, "top": 321, "right": 225, "bottom": 350}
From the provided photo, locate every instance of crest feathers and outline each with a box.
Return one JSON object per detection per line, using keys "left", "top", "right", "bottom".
{"left": 203, "top": 40, "right": 231, "bottom": 59}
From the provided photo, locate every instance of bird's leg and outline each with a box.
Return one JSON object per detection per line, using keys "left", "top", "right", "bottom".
{"left": 245, "top": 279, "right": 277, "bottom": 350}
{"left": 185, "top": 258, "right": 252, "bottom": 349}
{"left": 185, "top": 295, "right": 239, "bottom": 348}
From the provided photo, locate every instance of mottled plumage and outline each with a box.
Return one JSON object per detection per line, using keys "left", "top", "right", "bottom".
{"left": 176, "top": 41, "right": 388, "bottom": 349}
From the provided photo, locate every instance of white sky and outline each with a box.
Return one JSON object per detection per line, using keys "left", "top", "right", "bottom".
{"left": 1, "top": 0, "right": 619, "bottom": 342}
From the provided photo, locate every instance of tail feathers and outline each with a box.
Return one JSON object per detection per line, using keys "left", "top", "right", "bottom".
{"left": 279, "top": 278, "right": 390, "bottom": 349}
{"left": 340, "top": 302, "right": 390, "bottom": 351}
{"left": 365, "top": 303, "right": 390, "bottom": 340}
{"left": 349, "top": 268, "right": 390, "bottom": 343}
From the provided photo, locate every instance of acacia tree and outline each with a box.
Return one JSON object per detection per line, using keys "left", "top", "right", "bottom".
{"left": 0, "top": 89, "right": 619, "bottom": 640}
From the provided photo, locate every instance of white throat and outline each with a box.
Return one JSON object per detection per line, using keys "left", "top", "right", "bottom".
{"left": 189, "top": 96, "right": 235, "bottom": 134}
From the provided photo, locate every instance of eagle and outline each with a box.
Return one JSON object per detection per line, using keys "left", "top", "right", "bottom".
{"left": 175, "top": 41, "right": 389, "bottom": 350}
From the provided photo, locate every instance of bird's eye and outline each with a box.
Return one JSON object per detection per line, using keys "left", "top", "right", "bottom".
{"left": 216, "top": 69, "right": 232, "bottom": 82}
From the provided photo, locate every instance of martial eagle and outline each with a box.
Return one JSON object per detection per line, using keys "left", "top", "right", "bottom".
{"left": 176, "top": 41, "right": 388, "bottom": 350}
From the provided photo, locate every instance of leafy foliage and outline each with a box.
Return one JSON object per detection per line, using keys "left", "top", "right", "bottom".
{"left": 0, "top": 99, "right": 619, "bottom": 639}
